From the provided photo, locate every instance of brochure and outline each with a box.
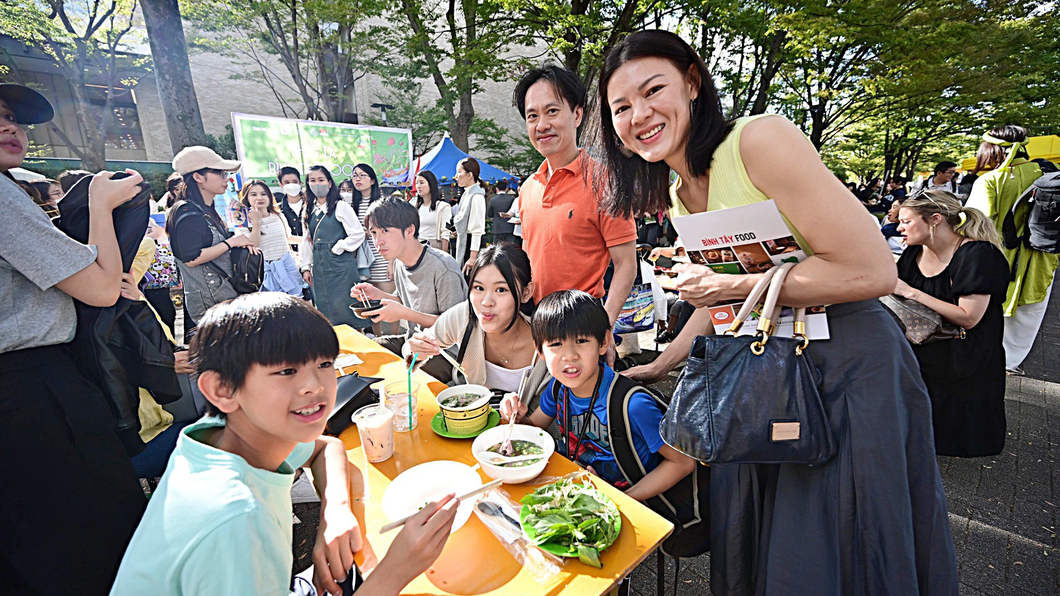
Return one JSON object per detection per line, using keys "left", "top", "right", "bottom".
{"left": 671, "top": 200, "right": 830, "bottom": 340}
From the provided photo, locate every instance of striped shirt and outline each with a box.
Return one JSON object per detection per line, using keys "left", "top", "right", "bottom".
{"left": 354, "top": 198, "right": 389, "bottom": 282}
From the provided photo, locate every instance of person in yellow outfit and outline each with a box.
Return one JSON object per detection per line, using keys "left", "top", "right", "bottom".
{"left": 965, "top": 125, "right": 1056, "bottom": 374}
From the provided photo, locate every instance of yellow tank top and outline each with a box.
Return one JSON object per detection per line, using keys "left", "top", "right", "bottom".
{"left": 668, "top": 115, "right": 811, "bottom": 252}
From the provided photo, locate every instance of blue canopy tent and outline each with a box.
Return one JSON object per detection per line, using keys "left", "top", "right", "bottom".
{"left": 414, "top": 134, "right": 518, "bottom": 187}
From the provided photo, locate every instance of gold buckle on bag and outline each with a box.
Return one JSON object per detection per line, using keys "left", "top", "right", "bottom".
{"left": 750, "top": 330, "right": 769, "bottom": 355}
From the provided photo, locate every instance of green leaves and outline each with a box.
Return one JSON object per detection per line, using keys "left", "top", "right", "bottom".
{"left": 519, "top": 477, "right": 621, "bottom": 569}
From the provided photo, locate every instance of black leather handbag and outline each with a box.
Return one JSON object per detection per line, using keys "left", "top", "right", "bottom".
{"left": 659, "top": 263, "right": 836, "bottom": 465}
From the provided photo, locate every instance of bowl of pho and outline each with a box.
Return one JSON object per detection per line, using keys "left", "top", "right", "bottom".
{"left": 435, "top": 384, "right": 493, "bottom": 435}
{"left": 472, "top": 424, "right": 555, "bottom": 484}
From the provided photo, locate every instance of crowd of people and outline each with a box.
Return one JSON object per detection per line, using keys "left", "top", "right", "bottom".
{"left": 1, "top": 27, "right": 1057, "bottom": 596}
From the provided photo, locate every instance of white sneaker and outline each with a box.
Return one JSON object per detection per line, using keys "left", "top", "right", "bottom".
{"left": 291, "top": 470, "right": 321, "bottom": 504}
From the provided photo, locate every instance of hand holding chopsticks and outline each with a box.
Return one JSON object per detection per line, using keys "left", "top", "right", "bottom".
{"left": 379, "top": 479, "right": 503, "bottom": 534}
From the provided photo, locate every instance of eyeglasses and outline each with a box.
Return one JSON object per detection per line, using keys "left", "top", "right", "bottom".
{"left": 351, "top": 173, "right": 370, "bottom": 179}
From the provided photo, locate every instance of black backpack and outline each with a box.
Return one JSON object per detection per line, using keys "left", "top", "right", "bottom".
{"left": 173, "top": 200, "right": 264, "bottom": 294}
{"left": 605, "top": 373, "right": 711, "bottom": 559}
{"left": 1002, "top": 172, "right": 1060, "bottom": 257}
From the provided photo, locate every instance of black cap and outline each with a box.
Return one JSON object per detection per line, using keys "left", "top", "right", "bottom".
{"left": 0, "top": 84, "right": 55, "bottom": 125}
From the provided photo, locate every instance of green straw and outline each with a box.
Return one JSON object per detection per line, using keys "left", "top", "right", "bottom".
{"left": 407, "top": 353, "right": 418, "bottom": 429}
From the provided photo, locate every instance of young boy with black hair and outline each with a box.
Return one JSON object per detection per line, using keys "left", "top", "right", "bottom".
{"left": 110, "top": 293, "right": 459, "bottom": 596}
{"left": 501, "top": 290, "right": 694, "bottom": 501}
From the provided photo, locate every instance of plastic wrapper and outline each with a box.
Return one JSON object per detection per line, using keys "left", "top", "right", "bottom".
{"left": 473, "top": 486, "right": 564, "bottom": 585}
{"left": 527, "top": 468, "right": 591, "bottom": 486}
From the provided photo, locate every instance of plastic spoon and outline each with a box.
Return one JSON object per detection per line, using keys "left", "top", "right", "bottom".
{"left": 481, "top": 452, "right": 547, "bottom": 466}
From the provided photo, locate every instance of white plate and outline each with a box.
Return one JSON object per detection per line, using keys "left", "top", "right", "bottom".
{"left": 381, "top": 460, "right": 482, "bottom": 534}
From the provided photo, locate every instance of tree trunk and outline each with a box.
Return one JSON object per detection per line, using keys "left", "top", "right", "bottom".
{"left": 70, "top": 92, "right": 107, "bottom": 171}
{"left": 140, "top": 0, "right": 208, "bottom": 153}
{"left": 749, "top": 30, "right": 786, "bottom": 115}
{"left": 451, "top": 88, "right": 474, "bottom": 152}
{"left": 808, "top": 103, "right": 826, "bottom": 150}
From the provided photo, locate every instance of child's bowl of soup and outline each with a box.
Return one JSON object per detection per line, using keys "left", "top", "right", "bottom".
{"left": 472, "top": 424, "right": 555, "bottom": 484}
{"left": 436, "top": 384, "right": 492, "bottom": 435}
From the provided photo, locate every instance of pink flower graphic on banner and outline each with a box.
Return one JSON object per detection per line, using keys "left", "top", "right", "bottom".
{"left": 387, "top": 137, "right": 396, "bottom": 146}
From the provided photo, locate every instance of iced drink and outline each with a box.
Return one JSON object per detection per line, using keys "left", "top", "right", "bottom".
{"left": 383, "top": 381, "right": 420, "bottom": 432}
{"left": 352, "top": 404, "right": 395, "bottom": 463}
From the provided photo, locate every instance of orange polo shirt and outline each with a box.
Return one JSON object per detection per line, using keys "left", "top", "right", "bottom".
{"left": 518, "top": 151, "right": 637, "bottom": 302}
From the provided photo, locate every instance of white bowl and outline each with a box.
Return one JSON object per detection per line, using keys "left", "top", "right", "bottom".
{"left": 381, "top": 460, "right": 481, "bottom": 534}
{"left": 472, "top": 424, "right": 555, "bottom": 484}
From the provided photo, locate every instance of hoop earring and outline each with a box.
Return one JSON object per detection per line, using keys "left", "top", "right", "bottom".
{"left": 615, "top": 135, "right": 634, "bottom": 158}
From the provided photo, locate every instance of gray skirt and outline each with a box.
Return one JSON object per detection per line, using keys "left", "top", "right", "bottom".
{"left": 709, "top": 299, "right": 959, "bottom": 596}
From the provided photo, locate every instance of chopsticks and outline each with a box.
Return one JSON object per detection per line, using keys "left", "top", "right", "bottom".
{"left": 436, "top": 346, "right": 470, "bottom": 381}
{"left": 379, "top": 478, "right": 503, "bottom": 534}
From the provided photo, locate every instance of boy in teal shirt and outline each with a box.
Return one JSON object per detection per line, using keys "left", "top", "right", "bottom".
{"left": 110, "top": 293, "right": 458, "bottom": 596}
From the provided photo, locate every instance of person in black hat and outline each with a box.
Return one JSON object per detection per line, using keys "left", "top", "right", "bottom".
{"left": 0, "top": 83, "right": 150, "bottom": 595}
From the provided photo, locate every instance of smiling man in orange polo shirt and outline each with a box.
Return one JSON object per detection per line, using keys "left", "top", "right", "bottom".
{"left": 513, "top": 64, "right": 638, "bottom": 329}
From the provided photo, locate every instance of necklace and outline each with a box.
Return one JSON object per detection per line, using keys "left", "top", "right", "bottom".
{"left": 486, "top": 322, "right": 523, "bottom": 365}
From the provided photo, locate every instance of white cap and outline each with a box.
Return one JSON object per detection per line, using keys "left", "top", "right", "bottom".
{"left": 172, "top": 146, "right": 241, "bottom": 176}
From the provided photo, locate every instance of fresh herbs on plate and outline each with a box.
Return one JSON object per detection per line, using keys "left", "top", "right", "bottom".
{"left": 519, "top": 478, "right": 621, "bottom": 568}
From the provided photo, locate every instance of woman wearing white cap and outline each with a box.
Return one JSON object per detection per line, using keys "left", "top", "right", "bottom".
{"left": 966, "top": 125, "right": 1055, "bottom": 374}
{"left": 165, "top": 146, "right": 257, "bottom": 332}
{"left": 0, "top": 83, "right": 149, "bottom": 594}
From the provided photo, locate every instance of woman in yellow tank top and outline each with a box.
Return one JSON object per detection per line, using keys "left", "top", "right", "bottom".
{"left": 596, "top": 30, "right": 958, "bottom": 595}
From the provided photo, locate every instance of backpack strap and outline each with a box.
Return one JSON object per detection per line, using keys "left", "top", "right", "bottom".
{"left": 1001, "top": 183, "right": 1039, "bottom": 282}
{"left": 171, "top": 200, "right": 237, "bottom": 285}
{"left": 1002, "top": 183, "right": 1039, "bottom": 248}
{"left": 454, "top": 312, "right": 476, "bottom": 364}
{"left": 605, "top": 373, "right": 680, "bottom": 520}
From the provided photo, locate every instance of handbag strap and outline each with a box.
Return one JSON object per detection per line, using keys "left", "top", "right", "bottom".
{"left": 752, "top": 262, "right": 810, "bottom": 355}
{"left": 725, "top": 266, "right": 780, "bottom": 335}
{"left": 757, "top": 262, "right": 795, "bottom": 334}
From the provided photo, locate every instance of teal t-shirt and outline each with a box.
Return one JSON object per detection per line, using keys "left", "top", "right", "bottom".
{"left": 110, "top": 417, "right": 315, "bottom": 596}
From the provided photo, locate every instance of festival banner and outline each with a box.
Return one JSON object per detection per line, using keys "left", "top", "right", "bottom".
{"left": 232, "top": 113, "right": 413, "bottom": 185}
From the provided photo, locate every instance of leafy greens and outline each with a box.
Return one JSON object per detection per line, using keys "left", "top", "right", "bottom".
{"left": 519, "top": 478, "right": 620, "bottom": 568}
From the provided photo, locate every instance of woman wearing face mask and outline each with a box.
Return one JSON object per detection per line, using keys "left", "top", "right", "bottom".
{"left": 241, "top": 179, "right": 302, "bottom": 297}
{"left": 415, "top": 170, "right": 452, "bottom": 252}
{"left": 166, "top": 146, "right": 257, "bottom": 329}
{"left": 405, "top": 243, "right": 547, "bottom": 398}
{"left": 596, "top": 30, "right": 957, "bottom": 594}
{"left": 277, "top": 165, "right": 307, "bottom": 239}
{"left": 338, "top": 177, "right": 356, "bottom": 206}
{"left": 300, "top": 165, "right": 366, "bottom": 327}
{"left": 453, "top": 157, "right": 487, "bottom": 276}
